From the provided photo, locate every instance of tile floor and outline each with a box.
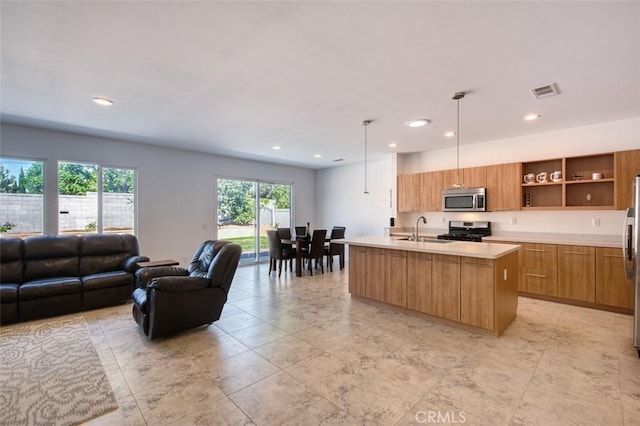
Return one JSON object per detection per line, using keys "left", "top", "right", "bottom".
{"left": 75, "top": 262, "right": 640, "bottom": 425}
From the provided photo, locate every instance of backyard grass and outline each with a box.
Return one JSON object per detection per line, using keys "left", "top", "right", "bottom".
{"left": 225, "top": 235, "right": 268, "bottom": 252}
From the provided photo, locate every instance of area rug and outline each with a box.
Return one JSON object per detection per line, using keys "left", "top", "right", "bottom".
{"left": 0, "top": 316, "right": 118, "bottom": 426}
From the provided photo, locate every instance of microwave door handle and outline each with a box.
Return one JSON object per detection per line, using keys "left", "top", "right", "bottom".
{"left": 623, "top": 208, "right": 634, "bottom": 279}
{"left": 472, "top": 195, "right": 476, "bottom": 211}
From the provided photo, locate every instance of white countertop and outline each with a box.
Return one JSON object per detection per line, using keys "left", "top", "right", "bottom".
{"left": 340, "top": 236, "right": 520, "bottom": 259}
{"left": 387, "top": 228, "right": 622, "bottom": 248}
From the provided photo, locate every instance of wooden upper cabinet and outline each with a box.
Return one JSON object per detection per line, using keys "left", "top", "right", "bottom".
{"left": 464, "top": 166, "right": 487, "bottom": 188}
{"left": 419, "top": 171, "right": 443, "bottom": 211}
{"left": 443, "top": 167, "right": 486, "bottom": 189}
{"left": 397, "top": 173, "right": 419, "bottom": 212}
{"left": 615, "top": 149, "right": 640, "bottom": 210}
{"left": 486, "top": 162, "right": 521, "bottom": 211}
{"left": 399, "top": 149, "right": 634, "bottom": 213}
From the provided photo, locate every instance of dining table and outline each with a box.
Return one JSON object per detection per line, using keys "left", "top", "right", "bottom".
{"left": 281, "top": 238, "right": 309, "bottom": 277}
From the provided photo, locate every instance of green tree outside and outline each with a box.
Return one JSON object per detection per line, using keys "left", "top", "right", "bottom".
{"left": 217, "top": 180, "right": 291, "bottom": 226}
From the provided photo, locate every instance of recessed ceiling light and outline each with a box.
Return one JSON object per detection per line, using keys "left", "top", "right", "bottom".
{"left": 272, "top": 146, "right": 281, "bottom": 150}
{"left": 444, "top": 131, "right": 456, "bottom": 137}
{"left": 388, "top": 143, "right": 398, "bottom": 148}
{"left": 92, "top": 97, "right": 113, "bottom": 106}
{"left": 524, "top": 113, "right": 541, "bottom": 121}
{"left": 405, "top": 119, "right": 430, "bottom": 128}
{"left": 313, "top": 154, "right": 322, "bottom": 158}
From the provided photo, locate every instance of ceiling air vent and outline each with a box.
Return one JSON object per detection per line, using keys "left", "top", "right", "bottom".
{"left": 531, "top": 83, "right": 559, "bottom": 99}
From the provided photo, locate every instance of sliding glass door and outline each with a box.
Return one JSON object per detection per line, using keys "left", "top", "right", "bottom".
{"left": 217, "top": 178, "right": 291, "bottom": 264}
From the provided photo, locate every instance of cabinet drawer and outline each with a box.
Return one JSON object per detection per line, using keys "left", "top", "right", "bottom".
{"left": 520, "top": 243, "right": 557, "bottom": 269}
{"left": 520, "top": 267, "right": 557, "bottom": 296}
{"left": 461, "top": 257, "right": 493, "bottom": 269}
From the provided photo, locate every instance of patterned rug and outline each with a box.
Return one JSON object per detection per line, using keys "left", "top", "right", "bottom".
{"left": 0, "top": 316, "right": 118, "bottom": 426}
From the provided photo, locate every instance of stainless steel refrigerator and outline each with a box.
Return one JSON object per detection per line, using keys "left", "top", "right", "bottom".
{"left": 624, "top": 175, "right": 640, "bottom": 357}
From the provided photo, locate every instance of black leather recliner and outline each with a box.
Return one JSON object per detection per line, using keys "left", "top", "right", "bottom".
{"left": 132, "top": 240, "right": 242, "bottom": 339}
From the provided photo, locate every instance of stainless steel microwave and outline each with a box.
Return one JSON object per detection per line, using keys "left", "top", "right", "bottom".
{"left": 442, "top": 187, "right": 487, "bottom": 212}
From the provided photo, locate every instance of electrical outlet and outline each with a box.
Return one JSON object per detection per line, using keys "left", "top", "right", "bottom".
{"left": 592, "top": 218, "right": 601, "bottom": 227}
{"left": 510, "top": 217, "right": 517, "bottom": 225}
{"left": 441, "top": 216, "right": 446, "bottom": 224}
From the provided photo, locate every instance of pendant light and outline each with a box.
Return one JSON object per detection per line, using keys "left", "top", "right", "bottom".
{"left": 452, "top": 91, "right": 465, "bottom": 189}
{"left": 362, "top": 119, "right": 372, "bottom": 194}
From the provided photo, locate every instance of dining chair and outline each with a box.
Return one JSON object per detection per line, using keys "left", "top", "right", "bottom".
{"left": 294, "top": 226, "right": 307, "bottom": 240}
{"left": 301, "top": 229, "right": 327, "bottom": 275}
{"left": 277, "top": 227, "right": 292, "bottom": 251}
{"left": 324, "top": 226, "right": 346, "bottom": 271}
{"left": 267, "top": 230, "right": 295, "bottom": 277}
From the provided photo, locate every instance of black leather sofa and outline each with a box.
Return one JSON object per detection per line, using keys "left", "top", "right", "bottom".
{"left": 0, "top": 234, "right": 148, "bottom": 324}
{"left": 132, "top": 240, "right": 241, "bottom": 339}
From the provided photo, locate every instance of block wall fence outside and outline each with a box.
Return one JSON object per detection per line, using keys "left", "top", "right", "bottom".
{"left": 0, "top": 192, "right": 134, "bottom": 234}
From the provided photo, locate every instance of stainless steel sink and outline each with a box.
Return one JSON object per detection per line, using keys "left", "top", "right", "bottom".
{"left": 396, "top": 237, "right": 453, "bottom": 243}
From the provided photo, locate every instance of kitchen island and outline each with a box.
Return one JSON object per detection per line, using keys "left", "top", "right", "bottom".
{"left": 344, "top": 236, "right": 520, "bottom": 336}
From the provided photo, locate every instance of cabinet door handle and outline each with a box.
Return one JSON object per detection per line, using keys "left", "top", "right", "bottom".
{"left": 564, "top": 251, "right": 588, "bottom": 255}
{"left": 435, "top": 259, "right": 458, "bottom": 264}
{"left": 465, "top": 263, "right": 491, "bottom": 268}
{"left": 525, "top": 273, "right": 547, "bottom": 278}
{"left": 603, "top": 254, "right": 623, "bottom": 258}
{"left": 525, "top": 248, "right": 547, "bottom": 253}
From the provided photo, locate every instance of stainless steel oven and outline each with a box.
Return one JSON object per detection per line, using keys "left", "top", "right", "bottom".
{"left": 442, "top": 187, "right": 486, "bottom": 212}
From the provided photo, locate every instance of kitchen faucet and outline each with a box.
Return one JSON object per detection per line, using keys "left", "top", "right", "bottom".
{"left": 412, "top": 216, "right": 427, "bottom": 241}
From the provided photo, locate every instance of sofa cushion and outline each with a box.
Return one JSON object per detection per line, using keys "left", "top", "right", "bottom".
{"left": 23, "top": 235, "right": 80, "bottom": 281}
{"left": 0, "top": 237, "right": 24, "bottom": 284}
{"left": 82, "top": 271, "right": 133, "bottom": 291}
{"left": 19, "top": 277, "right": 82, "bottom": 300}
{"left": 0, "top": 283, "right": 19, "bottom": 303}
{"left": 80, "top": 234, "right": 138, "bottom": 276}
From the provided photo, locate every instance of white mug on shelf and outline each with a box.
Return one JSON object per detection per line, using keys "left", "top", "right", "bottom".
{"left": 592, "top": 172, "right": 604, "bottom": 180}
{"left": 536, "top": 172, "right": 547, "bottom": 183}
{"left": 524, "top": 173, "right": 535, "bottom": 184}
{"left": 551, "top": 171, "right": 562, "bottom": 182}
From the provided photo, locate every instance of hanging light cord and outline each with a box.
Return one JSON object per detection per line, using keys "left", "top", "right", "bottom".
{"left": 456, "top": 97, "right": 460, "bottom": 185}
{"left": 362, "top": 120, "right": 372, "bottom": 194}
{"left": 452, "top": 91, "right": 465, "bottom": 188}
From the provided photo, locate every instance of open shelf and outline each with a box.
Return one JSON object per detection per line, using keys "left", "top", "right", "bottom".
{"left": 522, "top": 183, "right": 562, "bottom": 208}
{"left": 521, "top": 153, "right": 615, "bottom": 209}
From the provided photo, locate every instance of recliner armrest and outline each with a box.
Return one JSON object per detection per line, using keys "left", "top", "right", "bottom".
{"left": 135, "top": 266, "right": 187, "bottom": 288}
{"left": 148, "top": 276, "right": 209, "bottom": 293}
{"left": 123, "top": 255, "right": 150, "bottom": 273}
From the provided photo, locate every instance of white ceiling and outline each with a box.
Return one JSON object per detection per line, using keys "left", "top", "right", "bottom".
{"left": 1, "top": 1, "right": 639, "bottom": 169}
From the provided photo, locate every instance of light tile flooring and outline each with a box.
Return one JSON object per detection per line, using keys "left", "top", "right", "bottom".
{"left": 75, "top": 263, "right": 640, "bottom": 425}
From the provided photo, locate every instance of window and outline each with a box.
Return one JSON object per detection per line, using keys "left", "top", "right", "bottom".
{"left": 0, "top": 157, "right": 44, "bottom": 237}
{"left": 102, "top": 167, "right": 135, "bottom": 234}
{"left": 58, "top": 162, "right": 135, "bottom": 235}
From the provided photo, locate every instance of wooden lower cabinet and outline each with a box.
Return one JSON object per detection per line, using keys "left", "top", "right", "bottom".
{"left": 558, "top": 245, "right": 595, "bottom": 302}
{"left": 348, "top": 245, "right": 518, "bottom": 334}
{"left": 384, "top": 250, "right": 407, "bottom": 307}
{"left": 596, "top": 247, "right": 633, "bottom": 309}
{"left": 365, "top": 248, "right": 385, "bottom": 301}
{"left": 519, "top": 243, "right": 558, "bottom": 296}
{"left": 431, "top": 254, "right": 460, "bottom": 322}
{"left": 406, "top": 252, "right": 432, "bottom": 314}
{"left": 348, "top": 246, "right": 366, "bottom": 296}
{"left": 461, "top": 257, "right": 494, "bottom": 330}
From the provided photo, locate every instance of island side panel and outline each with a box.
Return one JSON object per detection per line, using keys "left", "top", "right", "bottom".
{"left": 348, "top": 245, "right": 366, "bottom": 296}
{"left": 494, "top": 250, "right": 519, "bottom": 335}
